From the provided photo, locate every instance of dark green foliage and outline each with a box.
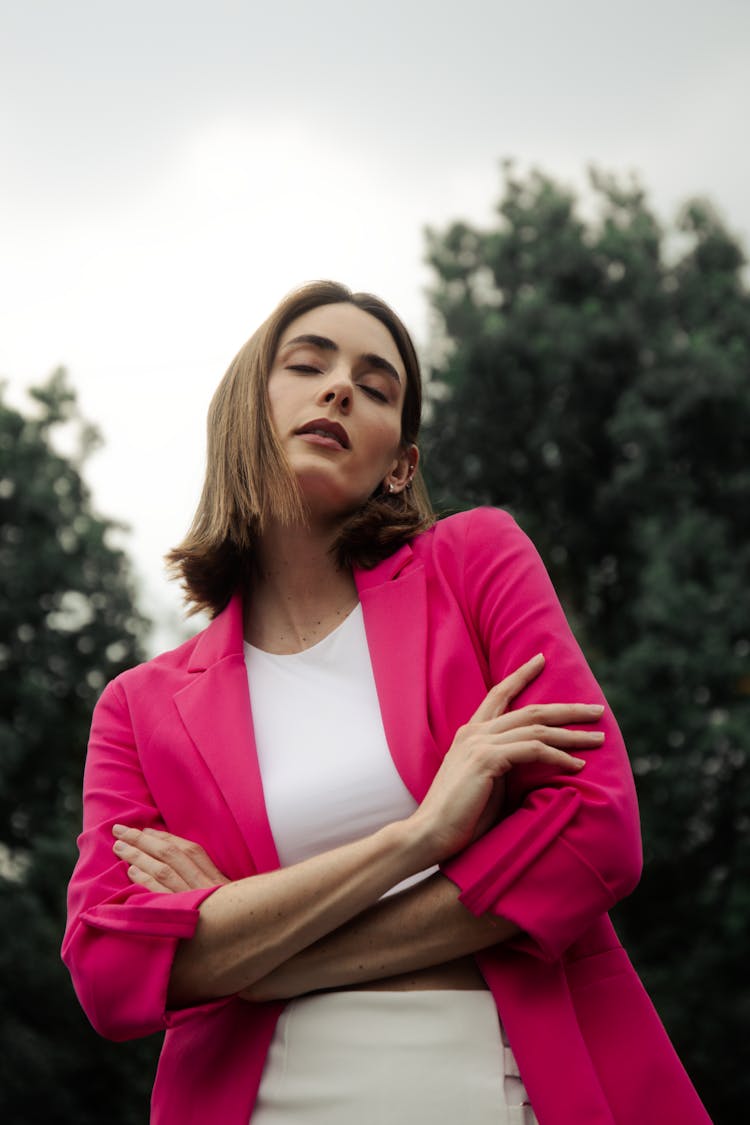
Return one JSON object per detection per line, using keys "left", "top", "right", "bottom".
{"left": 0, "top": 371, "right": 158, "bottom": 1121}
{"left": 422, "top": 165, "right": 750, "bottom": 1123}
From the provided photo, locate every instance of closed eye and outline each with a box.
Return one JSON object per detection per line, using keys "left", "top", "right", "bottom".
{"left": 360, "top": 385, "right": 388, "bottom": 402}
{"left": 286, "top": 364, "right": 321, "bottom": 374}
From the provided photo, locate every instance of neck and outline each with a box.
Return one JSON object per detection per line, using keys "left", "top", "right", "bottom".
{"left": 245, "top": 519, "right": 358, "bottom": 652}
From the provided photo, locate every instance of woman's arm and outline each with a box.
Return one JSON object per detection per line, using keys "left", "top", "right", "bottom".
{"left": 240, "top": 870, "right": 517, "bottom": 1001}
{"left": 111, "top": 665, "right": 603, "bottom": 1006}
{"left": 72, "top": 658, "right": 588, "bottom": 1037}
{"left": 438, "top": 508, "right": 643, "bottom": 962}
{"left": 61, "top": 677, "right": 227, "bottom": 1041}
{"left": 113, "top": 824, "right": 517, "bottom": 1000}
{"left": 165, "top": 815, "right": 431, "bottom": 1006}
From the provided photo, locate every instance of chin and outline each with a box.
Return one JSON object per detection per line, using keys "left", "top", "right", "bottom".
{"left": 293, "top": 467, "right": 370, "bottom": 513}
{"left": 298, "top": 485, "right": 371, "bottom": 526}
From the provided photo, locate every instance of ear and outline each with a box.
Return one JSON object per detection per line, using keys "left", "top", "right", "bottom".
{"left": 384, "top": 444, "right": 419, "bottom": 494}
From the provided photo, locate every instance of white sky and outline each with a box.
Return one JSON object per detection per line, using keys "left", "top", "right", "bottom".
{"left": 2, "top": 0, "right": 749, "bottom": 653}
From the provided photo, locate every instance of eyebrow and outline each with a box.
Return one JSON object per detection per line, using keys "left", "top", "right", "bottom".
{"left": 281, "top": 334, "right": 402, "bottom": 385}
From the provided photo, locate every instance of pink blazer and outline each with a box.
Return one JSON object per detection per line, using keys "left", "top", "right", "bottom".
{"left": 62, "top": 508, "right": 711, "bottom": 1124}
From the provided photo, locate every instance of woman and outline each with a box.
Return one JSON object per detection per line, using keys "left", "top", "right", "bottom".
{"left": 63, "top": 281, "right": 711, "bottom": 1124}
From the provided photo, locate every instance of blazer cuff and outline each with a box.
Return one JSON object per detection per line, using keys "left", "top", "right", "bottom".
{"left": 68, "top": 886, "right": 232, "bottom": 1039}
{"left": 441, "top": 790, "right": 620, "bottom": 962}
{"left": 80, "top": 887, "right": 215, "bottom": 938}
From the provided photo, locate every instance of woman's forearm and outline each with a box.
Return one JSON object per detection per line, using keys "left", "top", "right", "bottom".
{"left": 117, "top": 663, "right": 600, "bottom": 1010}
{"left": 240, "top": 871, "right": 518, "bottom": 1002}
{"left": 168, "top": 818, "right": 433, "bottom": 1008}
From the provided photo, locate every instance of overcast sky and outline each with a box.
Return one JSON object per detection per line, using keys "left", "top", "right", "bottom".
{"left": 2, "top": 0, "right": 749, "bottom": 652}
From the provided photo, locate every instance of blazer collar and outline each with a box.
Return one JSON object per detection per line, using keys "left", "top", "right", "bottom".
{"left": 187, "top": 591, "right": 246, "bottom": 672}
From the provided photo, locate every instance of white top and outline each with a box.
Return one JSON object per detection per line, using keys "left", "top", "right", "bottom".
{"left": 244, "top": 604, "right": 436, "bottom": 895}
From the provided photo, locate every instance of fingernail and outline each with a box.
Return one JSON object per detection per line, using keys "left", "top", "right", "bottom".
{"left": 590, "top": 705, "right": 605, "bottom": 714}
{"left": 529, "top": 653, "right": 544, "bottom": 664}
{"left": 112, "top": 823, "right": 127, "bottom": 836}
{"left": 573, "top": 758, "right": 586, "bottom": 768}
{"left": 113, "top": 840, "right": 125, "bottom": 853}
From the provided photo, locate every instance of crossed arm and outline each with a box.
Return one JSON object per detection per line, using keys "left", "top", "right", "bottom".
{"left": 113, "top": 820, "right": 516, "bottom": 1002}
{"left": 111, "top": 658, "right": 605, "bottom": 1006}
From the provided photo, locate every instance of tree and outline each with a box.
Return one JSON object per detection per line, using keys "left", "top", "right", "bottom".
{"left": 0, "top": 370, "right": 158, "bottom": 1122}
{"left": 422, "top": 165, "right": 750, "bottom": 1124}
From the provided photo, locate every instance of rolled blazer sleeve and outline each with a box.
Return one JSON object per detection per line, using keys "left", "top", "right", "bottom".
{"left": 441, "top": 508, "right": 642, "bottom": 961}
{"left": 61, "top": 678, "right": 229, "bottom": 1041}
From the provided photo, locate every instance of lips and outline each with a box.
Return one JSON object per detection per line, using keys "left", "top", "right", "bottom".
{"left": 295, "top": 418, "right": 351, "bottom": 449}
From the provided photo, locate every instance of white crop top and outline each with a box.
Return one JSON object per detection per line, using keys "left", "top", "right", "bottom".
{"left": 244, "top": 604, "right": 436, "bottom": 895}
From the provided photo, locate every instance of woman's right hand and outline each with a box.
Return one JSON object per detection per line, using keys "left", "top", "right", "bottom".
{"left": 409, "top": 654, "right": 605, "bottom": 862}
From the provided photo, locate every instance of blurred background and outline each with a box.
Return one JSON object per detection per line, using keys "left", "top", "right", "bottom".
{"left": 1, "top": 2, "right": 748, "bottom": 1121}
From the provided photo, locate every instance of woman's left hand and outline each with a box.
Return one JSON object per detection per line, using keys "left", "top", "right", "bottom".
{"left": 111, "top": 824, "right": 230, "bottom": 894}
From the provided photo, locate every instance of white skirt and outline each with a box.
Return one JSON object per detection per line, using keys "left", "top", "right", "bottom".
{"left": 251, "top": 990, "right": 537, "bottom": 1125}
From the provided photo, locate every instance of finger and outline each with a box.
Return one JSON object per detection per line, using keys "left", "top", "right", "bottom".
{"left": 112, "top": 825, "right": 221, "bottom": 887}
{"left": 471, "top": 654, "right": 545, "bottom": 723}
{"left": 489, "top": 740, "right": 589, "bottom": 773}
{"left": 139, "top": 828, "right": 228, "bottom": 884}
{"left": 491, "top": 702, "right": 605, "bottom": 733}
{"left": 491, "top": 725, "right": 605, "bottom": 750}
{"left": 112, "top": 838, "right": 192, "bottom": 892}
{"left": 124, "top": 863, "right": 178, "bottom": 895}
{"left": 113, "top": 825, "right": 189, "bottom": 862}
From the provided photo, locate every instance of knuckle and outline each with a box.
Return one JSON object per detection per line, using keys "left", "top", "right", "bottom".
{"left": 155, "top": 862, "right": 172, "bottom": 883}
{"left": 464, "top": 739, "right": 482, "bottom": 763}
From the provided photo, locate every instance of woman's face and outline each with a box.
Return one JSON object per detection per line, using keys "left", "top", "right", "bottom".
{"left": 267, "top": 302, "right": 416, "bottom": 523}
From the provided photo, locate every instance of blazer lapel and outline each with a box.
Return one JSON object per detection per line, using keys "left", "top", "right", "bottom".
{"left": 174, "top": 593, "right": 280, "bottom": 874}
{"left": 173, "top": 547, "right": 442, "bottom": 871}
{"left": 355, "top": 546, "right": 442, "bottom": 801}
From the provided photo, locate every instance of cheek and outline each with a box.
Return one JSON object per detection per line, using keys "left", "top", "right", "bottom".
{"left": 266, "top": 374, "right": 291, "bottom": 432}
{"left": 363, "top": 418, "right": 402, "bottom": 467}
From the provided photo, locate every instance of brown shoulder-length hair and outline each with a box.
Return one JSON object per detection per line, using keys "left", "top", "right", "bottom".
{"left": 167, "top": 280, "right": 436, "bottom": 617}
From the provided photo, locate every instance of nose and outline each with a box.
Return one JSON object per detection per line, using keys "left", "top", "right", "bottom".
{"left": 317, "top": 369, "right": 353, "bottom": 412}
